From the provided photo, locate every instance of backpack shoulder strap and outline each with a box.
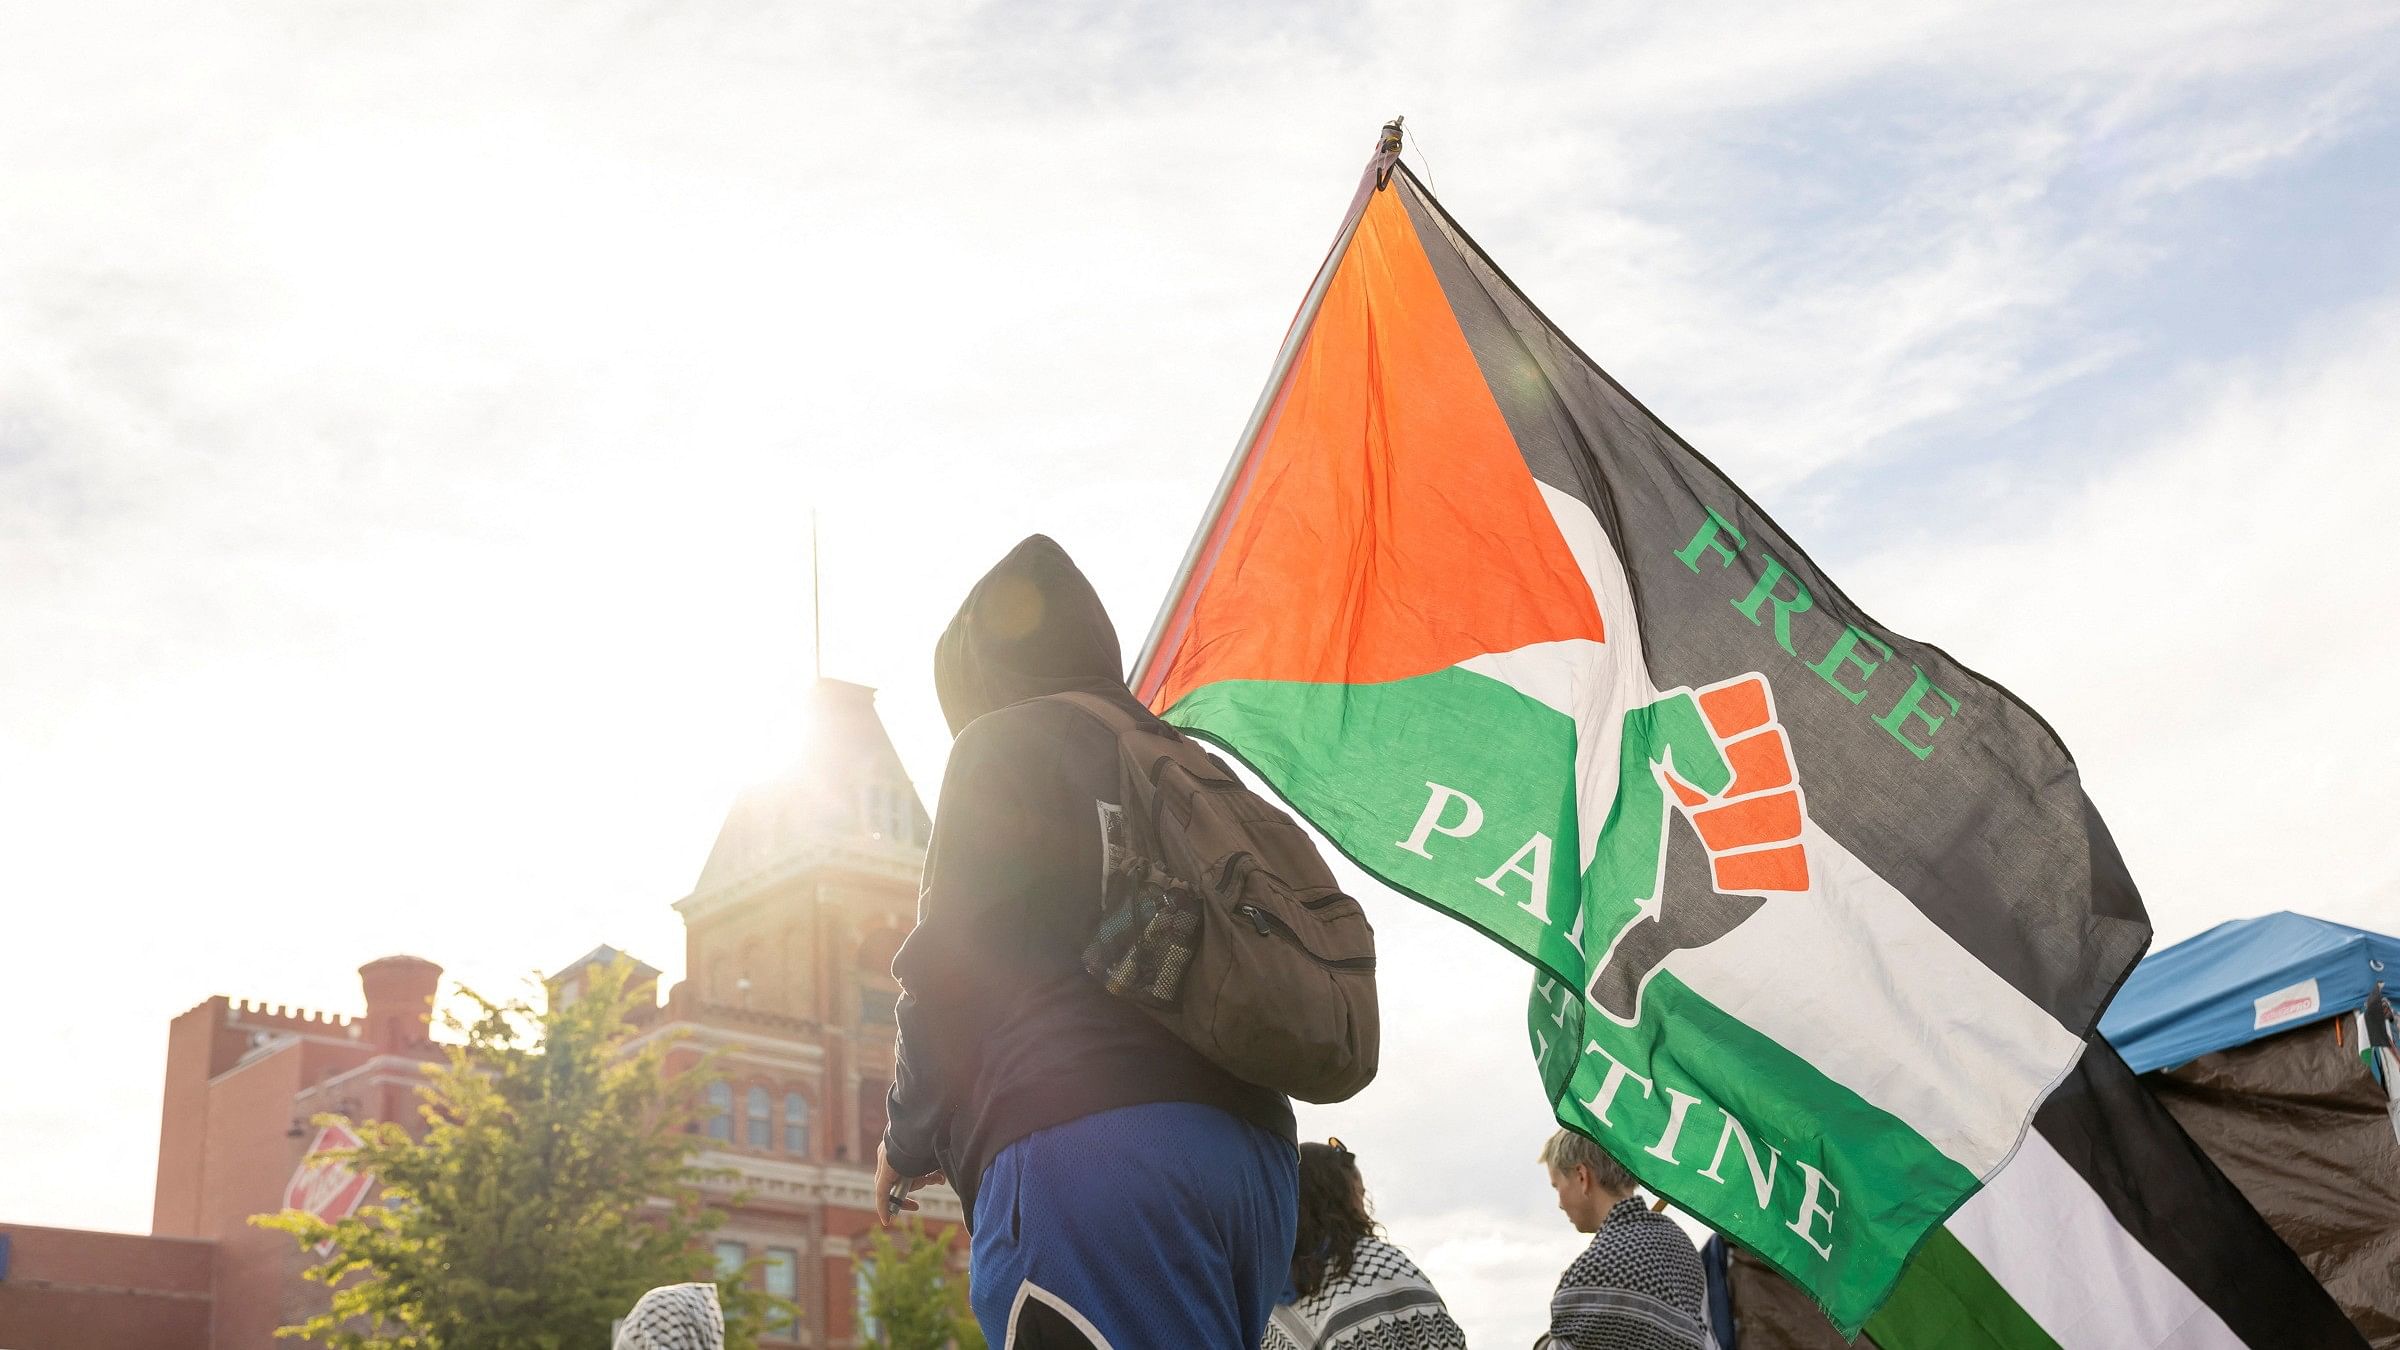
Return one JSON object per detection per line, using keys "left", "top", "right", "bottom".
{"left": 1048, "top": 690, "right": 1150, "bottom": 738}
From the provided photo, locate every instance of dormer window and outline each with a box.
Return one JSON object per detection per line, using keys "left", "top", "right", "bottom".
{"left": 862, "top": 783, "right": 914, "bottom": 845}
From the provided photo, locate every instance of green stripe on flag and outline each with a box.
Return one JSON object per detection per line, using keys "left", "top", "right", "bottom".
{"left": 1170, "top": 665, "right": 1985, "bottom": 1320}
{"left": 1166, "top": 666, "right": 1587, "bottom": 977}
{"left": 1552, "top": 972, "right": 1979, "bottom": 1317}
{"left": 1866, "top": 1228, "right": 2061, "bottom": 1350}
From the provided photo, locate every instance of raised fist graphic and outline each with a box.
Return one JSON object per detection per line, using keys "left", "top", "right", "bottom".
{"left": 1587, "top": 674, "right": 1812, "bottom": 1024}
{"left": 1664, "top": 674, "right": 1810, "bottom": 893}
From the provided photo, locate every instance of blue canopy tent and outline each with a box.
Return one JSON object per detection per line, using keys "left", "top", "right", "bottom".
{"left": 2101, "top": 910, "right": 2400, "bottom": 1072}
{"left": 2099, "top": 910, "right": 2400, "bottom": 1346}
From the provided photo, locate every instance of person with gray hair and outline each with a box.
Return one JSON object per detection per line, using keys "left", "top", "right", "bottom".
{"left": 613, "top": 1282, "right": 724, "bottom": 1350}
{"left": 1534, "top": 1129, "right": 1708, "bottom": 1350}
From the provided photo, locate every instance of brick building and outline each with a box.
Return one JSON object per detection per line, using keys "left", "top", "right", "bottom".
{"left": 0, "top": 1224, "right": 214, "bottom": 1349}
{"left": 146, "top": 954, "right": 449, "bottom": 1349}
{"left": 2, "top": 678, "right": 957, "bottom": 1350}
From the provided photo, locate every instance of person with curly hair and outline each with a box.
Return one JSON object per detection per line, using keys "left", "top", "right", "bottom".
{"left": 1261, "top": 1139, "right": 1466, "bottom": 1350}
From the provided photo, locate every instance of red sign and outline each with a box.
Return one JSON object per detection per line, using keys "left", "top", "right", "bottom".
{"left": 286, "top": 1123, "right": 372, "bottom": 1249}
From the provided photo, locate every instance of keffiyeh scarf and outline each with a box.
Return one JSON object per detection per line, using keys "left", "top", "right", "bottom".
{"left": 614, "top": 1282, "right": 725, "bottom": 1350}
{"left": 1263, "top": 1235, "right": 1467, "bottom": 1350}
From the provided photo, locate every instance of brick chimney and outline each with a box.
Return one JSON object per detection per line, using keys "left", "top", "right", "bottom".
{"left": 358, "top": 955, "right": 442, "bottom": 1052}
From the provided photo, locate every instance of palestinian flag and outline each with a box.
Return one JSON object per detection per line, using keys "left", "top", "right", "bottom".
{"left": 1131, "top": 128, "right": 2150, "bottom": 1331}
{"left": 1864, "top": 1037, "right": 2363, "bottom": 1349}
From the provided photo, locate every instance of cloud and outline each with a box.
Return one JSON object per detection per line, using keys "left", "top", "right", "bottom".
{"left": 1842, "top": 292, "right": 2400, "bottom": 941}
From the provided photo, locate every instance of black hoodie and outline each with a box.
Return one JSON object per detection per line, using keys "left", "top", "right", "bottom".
{"left": 883, "top": 536, "right": 1295, "bottom": 1223}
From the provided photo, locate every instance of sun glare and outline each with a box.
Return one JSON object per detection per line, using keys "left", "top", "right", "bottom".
{"left": 253, "top": 127, "right": 576, "bottom": 334}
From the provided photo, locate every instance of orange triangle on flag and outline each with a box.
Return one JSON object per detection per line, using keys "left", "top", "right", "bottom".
{"left": 1150, "top": 187, "right": 1605, "bottom": 714}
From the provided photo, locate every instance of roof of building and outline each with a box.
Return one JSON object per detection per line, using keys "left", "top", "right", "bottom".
{"left": 690, "top": 678, "right": 931, "bottom": 896}
{"left": 547, "top": 944, "right": 663, "bottom": 986}
{"left": 359, "top": 953, "right": 441, "bottom": 973}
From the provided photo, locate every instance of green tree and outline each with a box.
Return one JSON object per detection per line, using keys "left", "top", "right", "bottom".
{"left": 858, "top": 1219, "right": 982, "bottom": 1350}
{"left": 255, "top": 960, "right": 788, "bottom": 1348}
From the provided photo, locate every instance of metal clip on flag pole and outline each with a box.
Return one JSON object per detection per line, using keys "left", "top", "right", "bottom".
{"left": 1376, "top": 117, "right": 1405, "bottom": 185}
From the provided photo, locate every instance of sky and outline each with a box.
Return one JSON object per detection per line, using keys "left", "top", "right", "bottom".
{"left": 5, "top": 0, "right": 2399, "bottom": 1343}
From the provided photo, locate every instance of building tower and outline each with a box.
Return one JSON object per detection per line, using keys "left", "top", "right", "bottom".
{"left": 630, "top": 677, "right": 957, "bottom": 1347}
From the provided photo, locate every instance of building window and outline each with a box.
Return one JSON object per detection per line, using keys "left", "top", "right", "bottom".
{"left": 714, "top": 1240, "right": 747, "bottom": 1279}
{"left": 783, "top": 1092, "right": 810, "bottom": 1155}
{"left": 556, "top": 974, "right": 581, "bottom": 1008}
{"left": 763, "top": 1247, "right": 798, "bottom": 1338}
{"left": 855, "top": 1257, "right": 879, "bottom": 1341}
{"left": 746, "top": 1085, "right": 772, "bottom": 1149}
{"left": 705, "top": 1082, "right": 734, "bottom": 1142}
{"left": 863, "top": 783, "right": 914, "bottom": 844}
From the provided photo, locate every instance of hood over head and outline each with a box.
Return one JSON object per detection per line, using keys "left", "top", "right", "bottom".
{"left": 935, "top": 535, "right": 1125, "bottom": 734}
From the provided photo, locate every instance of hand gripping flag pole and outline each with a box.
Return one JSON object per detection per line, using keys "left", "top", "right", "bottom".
{"left": 1130, "top": 118, "right": 1407, "bottom": 702}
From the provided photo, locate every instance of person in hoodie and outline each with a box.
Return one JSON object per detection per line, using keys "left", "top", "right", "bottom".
{"left": 874, "top": 535, "right": 1299, "bottom": 1349}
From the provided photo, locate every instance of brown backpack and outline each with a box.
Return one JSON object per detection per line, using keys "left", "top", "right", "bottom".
{"left": 1053, "top": 692, "right": 1380, "bottom": 1104}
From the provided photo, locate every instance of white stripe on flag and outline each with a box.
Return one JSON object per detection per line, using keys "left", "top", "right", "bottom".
{"left": 1462, "top": 481, "right": 1652, "bottom": 871}
{"left": 1466, "top": 484, "right": 2081, "bottom": 1176}
{"left": 1661, "top": 828, "right": 2080, "bottom": 1173}
{"left": 1948, "top": 1127, "right": 2242, "bottom": 1350}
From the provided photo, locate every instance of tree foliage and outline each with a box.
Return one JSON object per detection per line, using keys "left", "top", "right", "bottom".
{"left": 254, "top": 960, "right": 786, "bottom": 1348}
{"left": 859, "top": 1219, "right": 983, "bottom": 1350}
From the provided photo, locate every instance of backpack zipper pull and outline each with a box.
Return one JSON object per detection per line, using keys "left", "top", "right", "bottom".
{"left": 1237, "top": 903, "right": 1271, "bottom": 937}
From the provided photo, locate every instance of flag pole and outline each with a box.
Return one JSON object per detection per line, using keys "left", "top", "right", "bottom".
{"left": 1128, "top": 117, "right": 1408, "bottom": 704}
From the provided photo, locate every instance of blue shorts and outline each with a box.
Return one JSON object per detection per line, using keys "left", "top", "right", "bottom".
{"left": 970, "top": 1101, "right": 1299, "bottom": 1348}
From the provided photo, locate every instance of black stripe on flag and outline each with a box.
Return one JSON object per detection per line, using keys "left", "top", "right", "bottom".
{"left": 2040, "top": 1038, "right": 2363, "bottom": 1349}
{"left": 1390, "top": 169, "right": 2148, "bottom": 1034}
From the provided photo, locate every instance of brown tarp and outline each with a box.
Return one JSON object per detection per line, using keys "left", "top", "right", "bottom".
{"left": 2148, "top": 1021, "right": 2400, "bottom": 1349}
{"left": 1726, "top": 1243, "right": 1869, "bottom": 1349}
